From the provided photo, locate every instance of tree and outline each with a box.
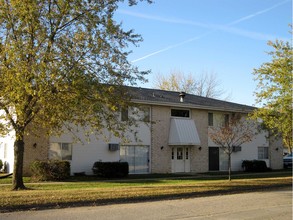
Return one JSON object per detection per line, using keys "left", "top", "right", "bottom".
{"left": 153, "top": 71, "right": 229, "bottom": 99}
{"left": 208, "top": 114, "right": 255, "bottom": 181}
{"left": 0, "top": 0, "right": 151, "bottom": 190}
{"left": 251, "top": 38, "right": 292, "bottom": 153}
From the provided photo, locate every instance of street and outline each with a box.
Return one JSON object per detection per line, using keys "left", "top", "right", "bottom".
{"left": 1, "top": 187, "right": 292, "bottom": 220}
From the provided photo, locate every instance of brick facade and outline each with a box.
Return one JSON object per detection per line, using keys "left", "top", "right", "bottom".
{"left": 269, "top": 137, "right": 283, "bottom": 169}
{"left": 150, "top": 107, "right": 210, "bottom": 173}
{"left": 190, "top": 109, "right": 209, "bottom": 173}
{"left": 23, "top": 131, "right": 49, "bottom": 176}
{"left": 150, "top": 105, "right": 171, "bottom": 173}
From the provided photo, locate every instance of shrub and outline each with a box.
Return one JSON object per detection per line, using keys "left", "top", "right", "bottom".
{"left": 92, "top": 161, "right": 129, "bottom": 178}
{"left": 30, "top": 160, "right": 70, "bottom": 181}
{"left": 0, "top": 159, "right": 3, "bottom": 171}
{"left": 242, "top": 160, "right": 268, "bottom": 172}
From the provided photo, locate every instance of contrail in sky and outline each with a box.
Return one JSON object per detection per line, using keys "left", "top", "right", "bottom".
{"left": 131, "top": 32, "right": 213, "bottom": 63}
{"left": 227, "top": 0, "right": 290, "bottom": 26}
{"left": 125, "top": 0, "right": 290, "bottom": 63}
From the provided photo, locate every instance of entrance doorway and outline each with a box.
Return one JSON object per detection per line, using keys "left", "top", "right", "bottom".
{"left": 171, "top": 146, "right": 190, "bottom": 173}
{"left": 209, "top": 147, "right": 219, "bottom": 171}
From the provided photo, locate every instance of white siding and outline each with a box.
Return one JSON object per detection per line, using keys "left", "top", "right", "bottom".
{"left": 0, "top": 130, "right": 15, "bottom": 173}
{"left": 50, "top": 122, "right": 151, "bottom": 175}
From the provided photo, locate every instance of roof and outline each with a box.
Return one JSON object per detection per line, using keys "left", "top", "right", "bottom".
{"left": 126, "top": 86, "right": 256, "bottom": 113}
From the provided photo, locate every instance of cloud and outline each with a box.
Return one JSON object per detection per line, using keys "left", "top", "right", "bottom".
{"left": 117, "top": 0, "right": 290, "bottom": 63}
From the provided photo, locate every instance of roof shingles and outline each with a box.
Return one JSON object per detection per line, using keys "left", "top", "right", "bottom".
{"left": 126, "top": 86, "right": 256, "bottom": 113}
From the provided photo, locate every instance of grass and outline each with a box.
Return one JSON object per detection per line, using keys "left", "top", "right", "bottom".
{"left": 0, "top": 170, "right": 292, "bottom": 212}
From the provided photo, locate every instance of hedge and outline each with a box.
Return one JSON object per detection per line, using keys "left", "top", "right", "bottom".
{"left": 30, "top": 160, "right": 70, "bottom": 181}
{"left": 92, "top": 161, "right": 129, "bottom": 178}
{"left": 242, "top": 160, "right": 268, "bottom": 172}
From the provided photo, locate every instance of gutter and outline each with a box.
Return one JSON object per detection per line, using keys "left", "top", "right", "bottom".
{"left": 131, "top": 99, "right": 256, "bottom": 114}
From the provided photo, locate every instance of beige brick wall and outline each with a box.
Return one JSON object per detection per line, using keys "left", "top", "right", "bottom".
{"left": 190, "top": 109, "right": 209, "bottom": 173}
{"left": 150, "top": 106, "right": 210, "bottom": 173}
{"left": 150, "top": 106, "right": 171, "bottom": 173}
{"left": 23, "top": 130, "right": 49, "bottom": 176}
{"left": 269, "top": 136, "right": 283, "bottom": 170}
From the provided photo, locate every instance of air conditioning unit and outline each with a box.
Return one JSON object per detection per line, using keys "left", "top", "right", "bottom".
{"left": 232, "top": 146, "right": 242, "bottom": 152}
{"left": 109, "top": 143, "right": 120, "bottom": 151}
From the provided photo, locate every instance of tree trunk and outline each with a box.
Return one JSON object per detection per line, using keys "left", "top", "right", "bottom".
{"left": 228, "top": 153, "right": 231, "bottom": 181}
{"left": 12, "top": 138, "right": 26, "bottom": 190}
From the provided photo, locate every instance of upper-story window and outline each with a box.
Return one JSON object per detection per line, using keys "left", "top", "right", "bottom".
{"left": 171, "top": 109, "right": 190, "bottom": 118}
{"left": 121, "top": 106, "right": 150, "bottom": 122}
{"left": 208, "top": 113, "right": 234, "bottom": 127}
{"left": 208, "top": 113, "right": 213, "bottom": 126}
{"left": 224, "top": 114, "right": 230, "bottom": 125}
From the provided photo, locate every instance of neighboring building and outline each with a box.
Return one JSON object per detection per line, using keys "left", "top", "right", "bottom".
{"left": 0, "top": 87, "right": 284, "bottom": 175}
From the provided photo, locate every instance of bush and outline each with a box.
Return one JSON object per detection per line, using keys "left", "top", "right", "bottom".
{"left": 242, "top": 160, "right": 268, "bottom": 172}
{"left": 92, "top": 161, "right": 129, "bottom": 178}
{"left": 0, "top": 159, "right": 3, "bottom": 171}
{"left": 30, "top": 160, "right": 70, "bottom": 181}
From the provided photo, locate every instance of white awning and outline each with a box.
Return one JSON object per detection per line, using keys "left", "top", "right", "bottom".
{"left": 168, "top": 118, "right": 201, "bottom": 146}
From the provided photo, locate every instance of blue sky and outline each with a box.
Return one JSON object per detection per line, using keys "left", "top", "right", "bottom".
{"left": 115, "top": 0, "right": 292, "bottom": 106}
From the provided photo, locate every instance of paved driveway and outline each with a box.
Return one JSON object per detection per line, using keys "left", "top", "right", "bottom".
{"left": 1, "top": 187, "right": 292, "bottom": 220}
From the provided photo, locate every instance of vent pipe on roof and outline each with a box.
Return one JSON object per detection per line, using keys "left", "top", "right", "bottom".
{"left": 179, "top": 92, "right": 186, "bottom": 102}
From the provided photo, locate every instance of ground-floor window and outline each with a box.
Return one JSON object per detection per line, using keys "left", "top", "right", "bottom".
{"left": 49, "top": 143, "right": 72, "bottom": 160}
{"left": 219, "top": 148, "right": 228, "bottom": 171}
{"left": 120, "top": 145, "right": 149, "bottom": 174}
{"left": 258, "top": 147, "right": 269, "bottom": 159}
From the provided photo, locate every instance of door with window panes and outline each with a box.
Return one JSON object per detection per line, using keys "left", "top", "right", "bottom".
{"left": 120, "top": 145, "right": 149, "bottom": 174}
{"left": 171, "top": 147, "right": 190, "bottom": 173}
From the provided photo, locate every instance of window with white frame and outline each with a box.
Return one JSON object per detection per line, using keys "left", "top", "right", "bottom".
{"left": 49, "top": 143, "right": 72, "bottom": 160}
{"left": 258, "top": 147, "right": 269, "bottom": 159}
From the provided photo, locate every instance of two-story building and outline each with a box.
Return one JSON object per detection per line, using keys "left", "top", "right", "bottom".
{"left": 0, "top": 86, "right": 283, "bottom": 175}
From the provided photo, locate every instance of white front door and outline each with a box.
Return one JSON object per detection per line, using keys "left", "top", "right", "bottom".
{"left": 171, "top": 146, "right": 190, "bottom": 173}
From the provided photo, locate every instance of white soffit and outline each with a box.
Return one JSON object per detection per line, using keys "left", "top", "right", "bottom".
{"left": 168, "top": 118, "right": 201, "bottom": 146}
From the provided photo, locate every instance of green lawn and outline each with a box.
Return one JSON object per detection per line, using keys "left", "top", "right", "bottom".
{"left": 0, "top": 171, "right": 292, "bottom": 212}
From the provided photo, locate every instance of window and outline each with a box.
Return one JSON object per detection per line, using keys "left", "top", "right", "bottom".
{"left": 49, "top": 143, "right": 72, "bottom": 160}
{"left": 177, "top": 147, "right": 183, "bottom": 160}
{"left": 120, "top": 145, "right": 149, "bottom": 174}
{"left": 121, "top": 108, "right": 128, "bottom": 121}
{"left": 139, "top": 106, "right": 150, "bottom": 122}
{"left": 121, "top": 106, "right": 150, "bottom": 122}
{"left": 224, "top": 114, "right": 230, "bottom": 125}
{"left": 171, "top": 109, "right": 190, "bottom": 118}
{"left": 208, "top": 113, "right": 213, "bottom": 126}
{"left": 171, "top": 148, "right": 174, "bottom": 160}
{"left": 258, "top": 147, "right": 269, "bottom": 159}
